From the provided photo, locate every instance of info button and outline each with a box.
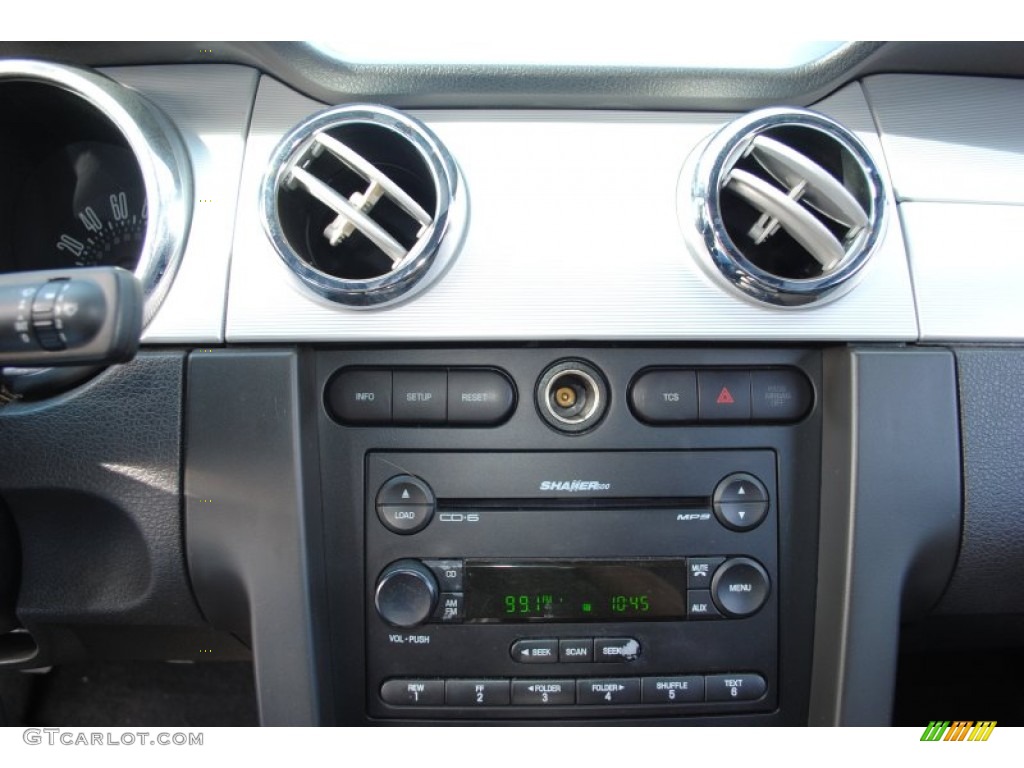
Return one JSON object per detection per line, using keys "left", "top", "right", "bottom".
{"left": 326, "top": 369, "right": 392, "bottom": 425}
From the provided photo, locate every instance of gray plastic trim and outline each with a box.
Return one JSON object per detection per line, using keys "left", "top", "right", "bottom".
{"left": 185, "top": 349, "right": 323, "bottom": 726}
{"left": 810, "top": 348, "right": 960, "bottom": 725}
{"left": 102, "top": 65, "right": 258, "bottom": 344}
{"left": 0, "top": 41, "right": 885, "bottom": 111}
{"left": 900, "top": 203, "right": 1024, "bottom": 342}
{"left": 864, "top": 75, "right": 1024, "bottom": 206}
{"left": 8, "top": 42, "right": 1024, "bottom": 112}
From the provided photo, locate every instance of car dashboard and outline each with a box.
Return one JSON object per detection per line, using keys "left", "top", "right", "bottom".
{"left": 0, "top": 41, "right": 1022, "bottom": 727}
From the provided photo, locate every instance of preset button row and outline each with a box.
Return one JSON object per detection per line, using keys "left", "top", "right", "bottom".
{"left": 380, "top": 673, "right": 767, "bottom": 707}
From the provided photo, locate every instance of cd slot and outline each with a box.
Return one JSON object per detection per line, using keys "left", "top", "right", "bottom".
{"left": 438, "top": 497, "right": 707, "bottom": 513}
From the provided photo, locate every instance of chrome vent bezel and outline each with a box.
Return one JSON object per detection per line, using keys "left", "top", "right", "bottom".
{"left": 261, "top": 104, "right": 466, "bottom": 308}
{"left": 684, "top": 107, "right": 887, "bottom": 308}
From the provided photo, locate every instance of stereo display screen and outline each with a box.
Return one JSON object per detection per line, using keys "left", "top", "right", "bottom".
{"left": 464, "top": 559, "right": 688, "bottom": 623}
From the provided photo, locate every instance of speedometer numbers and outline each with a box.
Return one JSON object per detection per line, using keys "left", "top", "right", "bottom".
{"left": 57, "top": 191, "right": 147, "bottom": 269}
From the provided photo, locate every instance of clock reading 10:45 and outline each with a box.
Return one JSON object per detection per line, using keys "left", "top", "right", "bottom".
{"left": 503, "top": 594, "right": 651, "bottom": 615}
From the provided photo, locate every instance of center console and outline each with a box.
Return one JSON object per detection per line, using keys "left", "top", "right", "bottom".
{"left": 315, "top": 346, "right": 822, "bottom": 725}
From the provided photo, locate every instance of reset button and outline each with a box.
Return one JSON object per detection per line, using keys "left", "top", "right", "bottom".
{"left": 448, "top": 369, "right": 515, "bottom": 425}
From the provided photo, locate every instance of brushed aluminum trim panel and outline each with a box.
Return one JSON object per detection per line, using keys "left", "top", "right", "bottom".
{"left": 902, "top": 202, "right": 1024, "bottom": 341}
{"left": 104, "top": 65, "right": 257, "bottom": 344}
{"left": 226, "top": 77, "right": 917, "bottom": 342}
{"left": 864, "top": 75, "right": 1024, "bottom": 205}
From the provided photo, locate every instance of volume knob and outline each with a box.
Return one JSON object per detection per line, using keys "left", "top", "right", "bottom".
{"left": 375, "top": 559, "right": 439, "bottom": 628}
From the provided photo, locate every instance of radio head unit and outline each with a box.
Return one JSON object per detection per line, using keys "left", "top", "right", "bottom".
{"left": 364, "top": 450, "right": 778, "bottom": 719}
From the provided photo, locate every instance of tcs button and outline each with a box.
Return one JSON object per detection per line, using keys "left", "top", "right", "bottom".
{"left": 629, "top": 370, "right": 698, "bottom": 423}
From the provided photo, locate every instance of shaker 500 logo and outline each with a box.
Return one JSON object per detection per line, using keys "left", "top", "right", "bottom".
{"left": 539, "top": 480, "right": 611, "bottom": 492}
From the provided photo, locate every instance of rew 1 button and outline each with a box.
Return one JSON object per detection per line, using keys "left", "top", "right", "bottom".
{"left": 380, "top": 679, "right": 445, "bottom": 706}
{"left": 376, "top": 475, "right": 436, "bottom": 534}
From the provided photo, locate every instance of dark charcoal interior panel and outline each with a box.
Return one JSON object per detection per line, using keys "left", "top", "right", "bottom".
{"left": 936, "top": 347, "right": 1024, "bottom": 616}
{"left": 0, "top": 351, "right": 208, "bottom": 668}
{"left": 184, "top": 348, "right": 327, "bottom": 726}
{"left": 811, "top": 347, "right": 960, "bottom": 726}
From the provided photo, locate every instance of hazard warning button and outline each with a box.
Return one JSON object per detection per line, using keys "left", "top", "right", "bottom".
{"left": 697, "top": 371, "right": 751, "bottom": 422}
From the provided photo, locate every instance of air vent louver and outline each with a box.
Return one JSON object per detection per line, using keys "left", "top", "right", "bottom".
{"left": 262, "top": 105, "right": 466, "bottom": 308}
{"left": 683, "top": 108, "right": 887, "bottom": 307}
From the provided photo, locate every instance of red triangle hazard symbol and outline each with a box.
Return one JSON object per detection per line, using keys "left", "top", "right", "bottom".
{"left": 716, "top": 387, "right": 735, "bottom": 405}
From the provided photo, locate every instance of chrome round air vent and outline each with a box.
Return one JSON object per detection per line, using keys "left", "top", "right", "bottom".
{"left": 682, "top": 107, "right": 887, "bottom": 307}
{"left": 261, "top": 105, "right": 467, "bottom": 308}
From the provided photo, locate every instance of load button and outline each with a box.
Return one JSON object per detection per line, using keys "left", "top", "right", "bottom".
{"left": 375, "top": 475, "right": 436, "bottom": 535}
